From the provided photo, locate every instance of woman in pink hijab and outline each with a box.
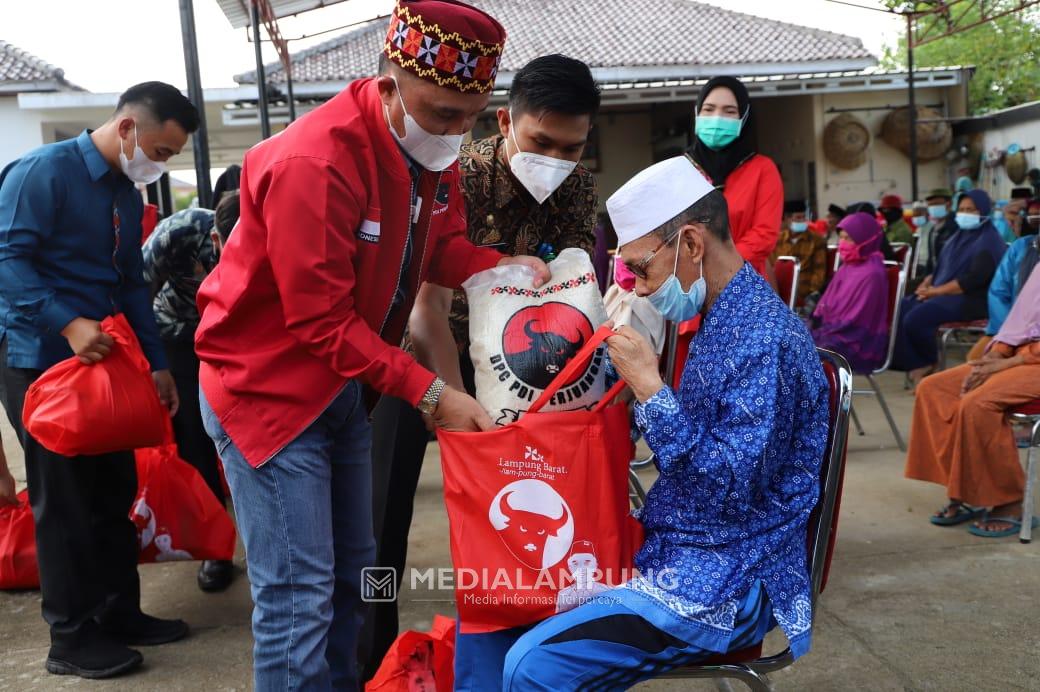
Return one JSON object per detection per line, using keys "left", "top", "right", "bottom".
{"left": 810, "top": 212, "right": 889, "bottom": 373}
{"left": 905, "top": 263, "right": 1040, "bottom": 537}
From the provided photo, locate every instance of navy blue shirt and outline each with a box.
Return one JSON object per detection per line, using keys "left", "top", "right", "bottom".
{"left": 0, "top": 130, "right": 166, "bottom": 371}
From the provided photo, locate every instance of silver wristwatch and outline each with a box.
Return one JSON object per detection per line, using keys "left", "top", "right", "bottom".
{"left": 418, "top": 377, "right": 446, "bottom": 416}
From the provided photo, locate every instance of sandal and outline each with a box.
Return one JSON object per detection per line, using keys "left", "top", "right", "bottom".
{"left": 930, "top": 502, "right": 984, "bottom": 526}
{"left": 967, "top": 513, "right": 1040, "bottom": 538}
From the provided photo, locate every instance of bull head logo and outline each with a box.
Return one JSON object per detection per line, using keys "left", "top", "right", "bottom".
{"left": 489, "top": 479, "right": 574, "bottom": 570}
{"left": 502, "top": 302, "right": 594, "bottom": 390}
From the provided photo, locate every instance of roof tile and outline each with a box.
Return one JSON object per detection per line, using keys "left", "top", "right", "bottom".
{"left": 236, "top": 0, "right": 874, "bottom": 85}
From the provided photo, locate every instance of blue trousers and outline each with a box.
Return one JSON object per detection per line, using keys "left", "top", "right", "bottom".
{"left": 502, "top": 583, "right": 771, "bottom": 691}
{"left": 891, "top": 295, "right": 963, "bottom": 371}
{"left": 201, "top": 383, "right": 376, "bottom": 691}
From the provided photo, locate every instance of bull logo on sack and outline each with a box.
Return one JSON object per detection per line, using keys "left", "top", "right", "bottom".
{"left": 494, "top": 302, "right": 595, "bottom": 395}
{"left": 488, "top": 479, "right": 574, "bottom": 570}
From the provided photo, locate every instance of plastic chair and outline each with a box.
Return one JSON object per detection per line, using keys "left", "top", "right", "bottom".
{"left": 850, "top": 254, "right": 910, "bottom": 451}
{"left": 773, "top": 256, "right": 801, "bottom": 310}
{"left": 889, "top": 241, "right": 912, "bottom": 266}
{"left": 1009, "top": 399, "right": 1040, "bottom": 543}
{"left": 935, "top": 320, "right": 989, "bottom": 371}
{"left": 826, "top": 245, "right": 839, "bottom": 283}
{"left": 629, "top": 349, "right": 852, "bottom": 691}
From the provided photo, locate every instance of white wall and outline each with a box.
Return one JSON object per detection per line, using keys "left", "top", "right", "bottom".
{"left": 593, "top": 110, "right": 654, "bottom": 207}
{"left": 978, "top": 113, "right": 1040, "bottom": 200}
{"left": 812, "top": 87, "right": 956, "bottom": 209}
{"left": 0, "top": 96, "right": 45, "bottom": 169}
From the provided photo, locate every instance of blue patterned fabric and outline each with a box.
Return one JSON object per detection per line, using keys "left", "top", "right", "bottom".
{"left": 629, "top": 263, "right": 829, "bottom": 659}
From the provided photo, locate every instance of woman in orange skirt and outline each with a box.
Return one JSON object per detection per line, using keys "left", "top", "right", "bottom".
{"left": 905, "top": 265, "right": 1040, "bottom": 537}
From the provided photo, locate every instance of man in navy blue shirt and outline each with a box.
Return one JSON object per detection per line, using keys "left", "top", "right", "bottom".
{"left": 0, "top": 81, "right": 198, "bottom": 680}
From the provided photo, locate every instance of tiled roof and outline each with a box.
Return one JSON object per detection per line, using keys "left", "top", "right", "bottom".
{"left": 236, "top": 0, "right": 874, "bottom": 85}
{"left": 0, "top": 41, "right": 75, "bottom": 89}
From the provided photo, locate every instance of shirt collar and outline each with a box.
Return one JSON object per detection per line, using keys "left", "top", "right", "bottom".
{"left": 76, "top": 129, "right": 113, "bottom": 183}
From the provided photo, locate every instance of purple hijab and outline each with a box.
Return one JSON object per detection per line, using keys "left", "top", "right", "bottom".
{"left": 812, "top": 213, "right": 890, "bottom": 372}
{"left": 994, "top": 262, "right": 1040, "bottom": 347}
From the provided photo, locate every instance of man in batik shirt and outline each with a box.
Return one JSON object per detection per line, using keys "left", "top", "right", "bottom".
{"left": 141, "top": 191, "right": 239, "bottom": 592}
{"left": 503, "top": 157, "right": 829, "bottom": 689}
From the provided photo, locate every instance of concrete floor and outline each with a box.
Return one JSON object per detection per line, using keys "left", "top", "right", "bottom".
{"left": 1, "top": 369, "right": 1038, "bottom": 691}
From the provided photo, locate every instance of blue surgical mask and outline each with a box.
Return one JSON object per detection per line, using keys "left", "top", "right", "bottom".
{"left": 789, "top": 221, "right": 808, "bottom": 233}
{"left": 955, "top": 212, "right": 982, "bottom": 230}
{"left": 911, "top": 216, "right": 926, "bottom": 228}
{"left": 647, "top": 235, "right": 706, "bottom": 322}
{"left": 927, "top": 204, "right": 948, "bottom": 219}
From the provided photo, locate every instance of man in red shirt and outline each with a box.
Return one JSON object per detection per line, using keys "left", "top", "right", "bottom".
{"left": 195, "top": 2, "right": 547, "bottom": 688}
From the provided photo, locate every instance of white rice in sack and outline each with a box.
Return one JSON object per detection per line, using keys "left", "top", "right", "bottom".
{"left": 463, "top": 248, "right": 609, "bottom": 425}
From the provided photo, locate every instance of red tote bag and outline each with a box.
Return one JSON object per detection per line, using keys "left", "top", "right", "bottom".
{"left": 133, "top": 423, "right": 236, "bottom": 563}
{"left": 437, "top": 326, "right": 642, "bottom": 634}
{"left": 23, "top": 314, "right": 167, "bottom": 457}
{"left": 366, "top": 614, "right": 457, "bottom": 692}
{"left": 0, "top": 490, "right": 39, "bottom": 590}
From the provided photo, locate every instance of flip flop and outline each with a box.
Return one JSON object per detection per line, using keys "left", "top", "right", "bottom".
{"left": 967, "top": 514, "right": 1040, "bottom": 538}
{"left": 930, "top": 502, "right": 984, "bottom": 526}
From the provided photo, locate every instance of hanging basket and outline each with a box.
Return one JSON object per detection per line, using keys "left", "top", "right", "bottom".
{"left": 822, "top": 113, "right": 871, "bottom": 170}
{"left": 881, "top": 106, "right": 952, "bottom": 162}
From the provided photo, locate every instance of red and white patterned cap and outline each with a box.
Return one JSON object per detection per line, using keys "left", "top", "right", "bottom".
{"left": 384, "top": 0, "right": 507, "bottom": 94}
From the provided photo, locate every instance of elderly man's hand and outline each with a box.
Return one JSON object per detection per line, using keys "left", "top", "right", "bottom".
{"left": 606, "top": 325, "right": 664, "bottom": 402}
{"left": 498, "top": 255, "right": 551, "bottom": 287}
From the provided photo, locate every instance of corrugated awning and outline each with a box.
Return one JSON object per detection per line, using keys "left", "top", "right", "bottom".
{"left": 215, "top": 0, "right": 351, "bottom": 29}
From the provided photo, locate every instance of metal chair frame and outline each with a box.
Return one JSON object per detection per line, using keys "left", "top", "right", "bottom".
{"left": 850, "top": 254, "right": 911, "bottom": 451}
{"left": 628, "top": 350, "right": 853, "bottom": 691}
{"left": 773, "top": 255, "right": 801, "bottom": 311}
{"left": 1009, "top": 407, "right": 1040, "bottom": 543}
{"left": 936, "top": 322, "right": 988, "bottom": 371}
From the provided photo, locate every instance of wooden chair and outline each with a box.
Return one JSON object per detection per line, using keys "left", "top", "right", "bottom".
{"left": 627, "top": 349, "right": 852, "bottom": 691}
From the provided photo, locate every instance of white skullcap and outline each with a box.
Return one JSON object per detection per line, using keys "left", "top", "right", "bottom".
{"left": 606, "top": 156, "right": 716, "bottom": 247}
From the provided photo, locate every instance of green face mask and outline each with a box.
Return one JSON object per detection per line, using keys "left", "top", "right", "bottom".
{"left": 695, "top": 114, "right": 744, "bottom": 151}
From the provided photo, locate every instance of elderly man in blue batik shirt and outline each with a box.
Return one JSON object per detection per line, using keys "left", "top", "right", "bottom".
{"left": 503, "top": 156, "right": 829, "bottom": 690}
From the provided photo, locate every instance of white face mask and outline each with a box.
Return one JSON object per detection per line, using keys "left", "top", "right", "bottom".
{"left": 386, "top": 77, "right": 463, "bottom": 172}
{"left": 507, "top": 111, "right": 577, "bottom": 204}
{"left": 119, "top": 124, "right": 166, "bottom": 186}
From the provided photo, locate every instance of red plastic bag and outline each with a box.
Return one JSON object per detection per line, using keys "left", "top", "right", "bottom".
{"left": 133, "top": 435, "right": 236, "bottom": 563}
{"left": 0, "top": 490, "right": 39, "bottom": 589}
{"left": 366, "top": 615, "right": 456, "bottom": 692}
{"left": 437, "top": 326, "right": 642, "bottom": 634}
{"left": 23, "top": 314, "right": 167, "bottom": 456}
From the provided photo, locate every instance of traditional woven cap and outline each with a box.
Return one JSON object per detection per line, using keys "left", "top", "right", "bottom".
{"left": 607, "top": 157, "right": 715, "bottom": 247}
{"left": 384, "top": 0, "right": 506, "bottom": 94}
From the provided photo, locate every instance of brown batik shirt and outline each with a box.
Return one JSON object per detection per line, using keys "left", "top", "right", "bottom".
{"left": 433, "top": 134, "right": 598, "bottom": 353}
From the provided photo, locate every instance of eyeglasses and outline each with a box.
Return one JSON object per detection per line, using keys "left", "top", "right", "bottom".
{"left": 625, "top": 222, "right": 708, "bottom": 279}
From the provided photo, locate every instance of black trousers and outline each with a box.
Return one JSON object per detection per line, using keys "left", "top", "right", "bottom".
{"left": 163, "top": 336, "right": 224, "bottom": 504}
{"left": 359, "top": 355, "right": 475, "bottom": 680}
{"left": 0, "top": 340, "right": 141, "bottom": 643}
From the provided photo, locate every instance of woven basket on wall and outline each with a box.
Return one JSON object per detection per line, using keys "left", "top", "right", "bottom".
{"left": 823, "top": 113, "right": 871, "bottom": 170}
{"left": 881, "top": 106, "right": 952, "bottom": 161}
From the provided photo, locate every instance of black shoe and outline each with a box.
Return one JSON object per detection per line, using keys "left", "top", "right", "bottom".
{"left": 46, "top": 633, "right": 143, "bottom": 680}
{"left": 197, "top": 559, "right": 234, "bottom": 593}
{"left": 98, "top": 612, "right": 189, "bottom": 647}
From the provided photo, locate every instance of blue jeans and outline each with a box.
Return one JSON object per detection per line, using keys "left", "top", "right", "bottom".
{"left": 454, "top": 623, "right": 531, "bottom": 692}
{"left": 201, "top": 383, "right": 376, "bottom": 691}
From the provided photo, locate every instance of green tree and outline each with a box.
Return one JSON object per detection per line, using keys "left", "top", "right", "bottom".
{"left": 880, "top": 1, "right": 1040, "bottom": 114}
